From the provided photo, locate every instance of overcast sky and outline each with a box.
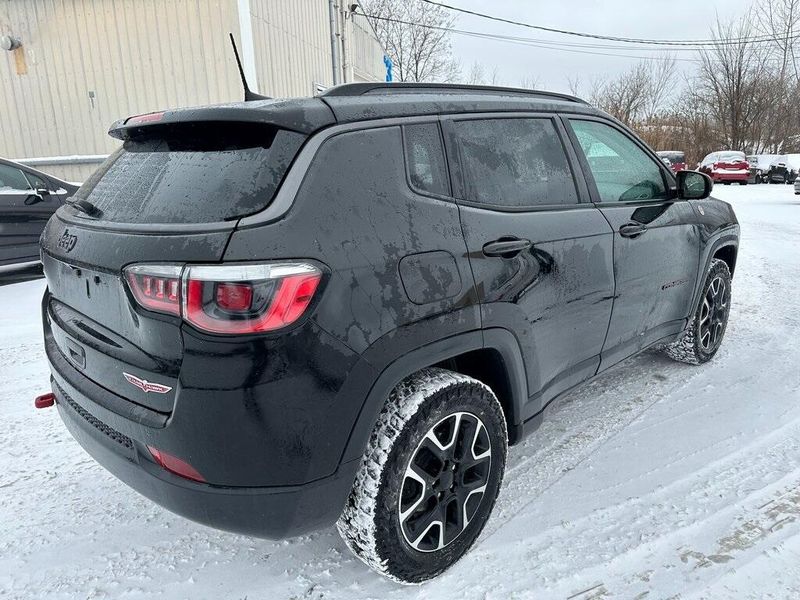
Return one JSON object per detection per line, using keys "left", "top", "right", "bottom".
{"left": 448, "top": 0, "right": 755, "bottom": 93}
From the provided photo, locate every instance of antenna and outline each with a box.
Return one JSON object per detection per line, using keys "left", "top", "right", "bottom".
{"left": 228, "top": 33, "right": 270, "bottom": 101}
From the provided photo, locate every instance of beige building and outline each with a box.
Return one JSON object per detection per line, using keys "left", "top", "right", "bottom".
{"left": 0, "top": 0, "right": 385, "bottom": 181}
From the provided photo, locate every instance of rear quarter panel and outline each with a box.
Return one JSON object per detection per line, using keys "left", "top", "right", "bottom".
{"left": 224, "top": 123, "right": 480, "bottom": 354}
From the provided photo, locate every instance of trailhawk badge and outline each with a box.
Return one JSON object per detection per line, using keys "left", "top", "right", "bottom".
{"left": 123, "top": 372, "right": 173, "bottom": 394}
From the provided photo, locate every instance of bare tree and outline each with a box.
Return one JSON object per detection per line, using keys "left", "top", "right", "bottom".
{"left": 488, "top": 65, "right": 501, "bottom": 86}
{"left": 643, "top": 56, "right": 677, "bottom": 122}
{"left": 693, "top": 14, "right": 775, "bottom": 151}
{"left": 566, "top": 75, "right": 582, "bottom": 97}
{"left": 466, "top": 61, "right": 485, "bottom": 85}
{"left": 563, "top": 0, "right": 800, "bottom": 161}
{"left": 462, "top": 61, "right": 502, "bottom": 86}
{"left": 361, "top": 0, "right": 460, "bottom": 82}
{"left": 592, "top": 63, "right": 651, "bottom": 125}
{"left": 756, "top": 0, "right": 800, "bottom": 81}
{"left": 520, "top": 74, "right": 541, "bottom": 90}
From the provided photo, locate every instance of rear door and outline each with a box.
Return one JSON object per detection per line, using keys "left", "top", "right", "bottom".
{"left": 564, "top": 116, "right": 701, "bottom": 369}
{"left": 444, "top": 114, "right": 615, "bottom": 419}
{"left": 0, "top": 162, "right": 41, "bottom": 265}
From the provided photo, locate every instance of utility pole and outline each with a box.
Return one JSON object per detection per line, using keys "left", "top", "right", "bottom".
{"left": 328, "top": 0, "right": 341, "bottom": 85}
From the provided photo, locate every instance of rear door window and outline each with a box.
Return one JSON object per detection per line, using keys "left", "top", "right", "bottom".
{"left": 73, "top": 123, "right": 305, "bottom": 224}
{"left": 451, "top": 118, "right": 578, "bottom": 208}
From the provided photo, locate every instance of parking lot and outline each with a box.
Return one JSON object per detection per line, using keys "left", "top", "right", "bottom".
{"left": 1, "top": 184, "right": 798, "bottom": 599}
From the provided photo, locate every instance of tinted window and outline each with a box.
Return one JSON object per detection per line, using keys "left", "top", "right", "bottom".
{"left": 73, "top": 123, "right": 305, "bottom": 224}
{"left": 571, "top": 120, "right": 667, "bottom": 203}
{"left": 0, "top": 164, "right": 32, "bottom": 191}
{"left": 657, "top": 151, "right": 685, "bottom": 164}
{"left": 453, "top": 118, "right": 577, "bottom": 208}
{"left": 403, "top": 123, "right": 449, "bottom": 196}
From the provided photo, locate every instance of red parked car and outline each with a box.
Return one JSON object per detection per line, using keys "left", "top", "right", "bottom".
{"left": 699, "top": 151, "right": 750, "bottom": 185}
{"left": 656, "top": 150, "right": 686, "bottom": 173}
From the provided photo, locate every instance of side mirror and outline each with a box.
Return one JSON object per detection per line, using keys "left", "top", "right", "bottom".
{"left": 677, "top": 170, "right": 712, "bottom": 200}
{"left": 36, "top": 187, "right": 50, "bottom": 197}
{"left": 24, "top": 193, "right": 43, "bottom": 206}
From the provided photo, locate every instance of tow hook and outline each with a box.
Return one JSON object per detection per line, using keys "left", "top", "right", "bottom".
{"left": 35, "top": 392, "right": 56, "bottom": 409}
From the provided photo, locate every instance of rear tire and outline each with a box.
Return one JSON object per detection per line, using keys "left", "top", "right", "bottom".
{"left": 337, "top": 368, "right": 507, "bottom": 583}
{"left": 664, "top": 259, "right": 732, "bottom": 365}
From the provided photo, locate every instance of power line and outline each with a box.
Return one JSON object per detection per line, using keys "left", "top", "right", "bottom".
{"left": 419, "top": 0, "right": 799, "bottom": 47}
{"left": 365, "top": 14, "right": 699, "bottom": 62}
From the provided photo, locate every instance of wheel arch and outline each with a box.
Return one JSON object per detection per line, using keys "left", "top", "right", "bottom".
{"left": 712, "top": 243, "right": 738, "bottom": 277}
{"left": 688, "top": 233, "right": 738, "bottom": 322}
{"left": 341, "top": 327, "right": 529, "bottom": 465}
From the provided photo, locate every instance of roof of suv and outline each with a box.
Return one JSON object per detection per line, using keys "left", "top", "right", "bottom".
{"left": 109, "top": 83, "right": 601, "bottom": 140}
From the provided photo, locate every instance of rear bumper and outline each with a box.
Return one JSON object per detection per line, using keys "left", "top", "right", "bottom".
{"left": 710, "top": 171, "right": 749, "bottom": 182}
{"left": 51, "top": 373, "right": 358, "bottom": 538}
{"left": 42, "top": 290, "right": 367, "bottom": 538}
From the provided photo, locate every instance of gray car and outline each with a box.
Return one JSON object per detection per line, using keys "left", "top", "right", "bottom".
{"left": 0, "top": 157, "right": 79, "bottom": 271}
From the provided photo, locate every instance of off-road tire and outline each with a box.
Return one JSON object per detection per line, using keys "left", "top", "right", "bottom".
{"left": 337, "top": 368, "right": 507, "bottom": 583}
{"left": 664, "top": 258, "right": 732, "bottom": 365}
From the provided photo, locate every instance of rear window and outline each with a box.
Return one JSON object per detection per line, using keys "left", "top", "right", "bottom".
{"left": 657, "top": 152, "right": 685, "bottom": 163}
{"left": 718, "top": 152, "right": 745, "bottom": 162}
{"left": 74, "top": 122, "right": 305, "bottom": 224}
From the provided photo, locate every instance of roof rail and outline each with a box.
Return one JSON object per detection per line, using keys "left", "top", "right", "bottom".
{"left": 320, "top": 82, "right": 588, "bottom": 104}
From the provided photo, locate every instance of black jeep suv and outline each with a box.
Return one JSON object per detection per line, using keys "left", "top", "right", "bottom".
{"left": 39, "top": 83, "right": 739, "bottom": 583}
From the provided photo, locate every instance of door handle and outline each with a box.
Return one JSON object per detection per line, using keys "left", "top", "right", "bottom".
{"left": 482, "top": 238, "right": 533, "bottom": 258}
{"left": 619, "top": 223, "right": 648, "bottom": 238}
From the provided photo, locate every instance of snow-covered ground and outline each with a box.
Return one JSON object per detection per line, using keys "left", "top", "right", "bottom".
{"left": 2, "top": 185, "right": 799, "bottom": 599}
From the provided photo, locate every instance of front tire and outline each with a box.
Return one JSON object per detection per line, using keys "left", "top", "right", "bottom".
{"left": 337, "top": 368, "right": 507, "bottom": 583}
{"left": 664, "top": 259, "right": 732, "bottom": 364}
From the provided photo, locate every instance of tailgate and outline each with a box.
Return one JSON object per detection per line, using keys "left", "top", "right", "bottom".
{"left": 41, "top": 214, "right": 233, "bottom": 412}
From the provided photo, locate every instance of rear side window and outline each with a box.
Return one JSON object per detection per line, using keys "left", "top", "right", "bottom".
{"left": 74, "top": 122, "right": 305, "bottom": 224}
{"left": 403, "top": 123, "right": 449, "bottom": 196}
{"left": 452, "top": 118, "right": 578, "bottom": 208}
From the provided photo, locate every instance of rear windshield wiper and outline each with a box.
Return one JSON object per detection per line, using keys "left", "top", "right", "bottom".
{"left": 65, "top": 198, "right": 101, "bottom": 218}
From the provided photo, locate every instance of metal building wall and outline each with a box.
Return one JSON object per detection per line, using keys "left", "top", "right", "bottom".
{"left": 0, "top": 0, "right": 385, "bottom": 182}
{"left": 347, "top": 11, "right": 384, "bottom": 83}
{"left": 0, "top": 0, "right": 244, "bottom": 181}
{"left": 246, "top": 0, "right": 385, "bottom": 96}
{"left": 248, "top": 0, "right": 333, "bottom": 97}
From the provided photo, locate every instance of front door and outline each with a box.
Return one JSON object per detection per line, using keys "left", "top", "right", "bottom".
{"left": 564, "top": 117, "right": 701, "bottom": 369}
{"left": 445, "top": 114, "right": 615, "bottom": 419}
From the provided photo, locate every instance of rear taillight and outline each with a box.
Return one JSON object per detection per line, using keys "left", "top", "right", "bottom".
{"left": 123, "top": 262, "right": 322, "bottom": 334}
{"left": 183, "top": 264, "right": 322, "bottom": 334}
{"left": 125, "top": 264, "right": 182, "bottom": 316}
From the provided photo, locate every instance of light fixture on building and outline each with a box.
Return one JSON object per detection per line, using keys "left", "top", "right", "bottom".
{"left": 1, "top": 35, "right": 22, "bottom": 51}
